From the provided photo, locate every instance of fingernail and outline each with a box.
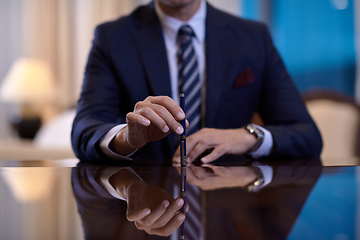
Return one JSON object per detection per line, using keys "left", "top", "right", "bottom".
{"left": 144, "top": 208, "right": 151, "bottom": 215}
{"left": 178, "top": 214, "right": 185, "bottom": 221}
{"left": 144, "top": 119, "right": 150, "bottom": 126}
{"left": 163, "top": 125, "right": 169, "bottom": 132}
{"left": 163, "top": 200, "right": 170, "bottom": 208}
{"left": 176, "top": 198, "right": 184, "bottom": 207}
{"left": 177, "top": 112, "right": 185, "bottom": 119}
{"left": 176, "top": 126, "right": 183, "bottom": 134}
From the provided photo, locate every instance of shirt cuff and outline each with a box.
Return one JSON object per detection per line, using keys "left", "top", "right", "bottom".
{"left": 248, "top": 124, "right": 273, "bottom": 159}
{"left": 99, "top": 167, "right": 142, "bottom": 200}
{"left": 252, "top": 162, "right": 274, "bottom": 191}
{"left": 99, "top": 124, "right": 137, "bottom": 160}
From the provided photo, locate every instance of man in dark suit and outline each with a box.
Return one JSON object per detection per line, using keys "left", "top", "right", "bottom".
{"left": 71, "top": 0, "right": 322, "bottom": 162}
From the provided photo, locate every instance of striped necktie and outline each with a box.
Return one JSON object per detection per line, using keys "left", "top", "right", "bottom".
{"left": 177, "top": 25, "right": 203, "bottom": 240}
{"left": 184, "top": 182, "right": 203, "bottom": 240}
{"left": 177, "top": 25, "right": 201, "bottom": 135}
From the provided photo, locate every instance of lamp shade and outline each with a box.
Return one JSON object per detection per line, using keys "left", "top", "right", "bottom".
{"left": 0, "top": 58, "right": 57, "bottom": 104}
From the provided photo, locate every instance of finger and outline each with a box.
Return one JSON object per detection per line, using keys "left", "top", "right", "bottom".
{"left": 146, "top": 212, "right": 186, "bottom": 237}
{"left": 201, "top": 164, "right": 228, "bottom": 176}
{"left": 184, "top": 133, "right": 204, "bottom": 162}
{"left": 126, "top": 112, "right": 151, "bottom": 127}
{"left": 186, "top": 167, "right": 201, "bottom": 185}
{"left": 172, "top": 162, "right": 181, "bottom": 168}
{"left": 136, "top": 106, "right": 170, "bottom": 133}
{"left": 137, "top": 200, "right": 170, "bottom": 227}
{"left": 185, "top": 119, "right": 190, "bottom": 128}
{"left": 187, "top": 138, "right": 214, "bottom": 162}
{"left": 150, "top": 198, "right": 184, "bottom": 229}
{"left": 147, "top": 104, "right": 184, "bottom": 135}
{"left": 127, "top": 208, "right": 151, "bottom": 222}
{"left": 172, "top": 145, "right": 181, "bottom": 163}
{"left": 190, "top": 166, "right": 209, "bottom": 180}
{"left": 150, "top": 96, "right": 185, "bottom": 121}
{"left": 201, "top": 145, "right": 228, "bottom": 163}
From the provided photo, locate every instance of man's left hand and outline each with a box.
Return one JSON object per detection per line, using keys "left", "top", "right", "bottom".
{"left": 173, "top": 128, "right": 256, "bottom": 163}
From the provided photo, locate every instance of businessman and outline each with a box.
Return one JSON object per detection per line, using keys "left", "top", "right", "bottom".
{"left": 71, "top": 0, "right": 322, "bottom": 162}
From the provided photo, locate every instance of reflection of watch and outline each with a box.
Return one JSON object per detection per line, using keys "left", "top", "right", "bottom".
{"left": 243, "top": 124, "right": 264, "bottom": 152}
{"left": 246, "top": 167, "right": 265, "bottom": 192}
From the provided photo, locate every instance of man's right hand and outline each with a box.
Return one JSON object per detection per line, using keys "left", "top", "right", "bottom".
{"left": 110, "top": 96, "right": 187, "bottom": 155}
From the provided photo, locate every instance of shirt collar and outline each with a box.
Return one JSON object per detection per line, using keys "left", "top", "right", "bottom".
{"left": 155, "top": 0, "right": 206, "bottom": 45}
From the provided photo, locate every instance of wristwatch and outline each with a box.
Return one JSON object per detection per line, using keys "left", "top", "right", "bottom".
{"left": 246, "top": 167, "right": 265, "bottom": 192}
{"left": 243, "top": 124, "right": 264, "bottom": 152}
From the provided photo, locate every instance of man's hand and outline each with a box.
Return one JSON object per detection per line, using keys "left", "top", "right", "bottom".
{"left": 184, "top": 164, "right": 257, "bottom": 190}
{"left": 126, "top": 181, "right": 186, "bottom": 236}
{"left": 110, "top": 96, "right": 188, "bottom": 155}
{"left": 110, "top": 169, "right": 187, "bottom": 237}
{"left": 173, "top": 128, "right": 256, "bottom": 163}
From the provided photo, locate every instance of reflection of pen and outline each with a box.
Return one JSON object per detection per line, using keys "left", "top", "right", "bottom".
{"left": 179, "top": 93, "right": 186, "bottom": 240}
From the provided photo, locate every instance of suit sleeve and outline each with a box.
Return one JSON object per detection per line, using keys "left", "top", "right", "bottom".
{"left": 257, "top": 26, "right": 323, "bottom": 158}
{"left": 71, "top": 25, "right": 125, "bottom": 161}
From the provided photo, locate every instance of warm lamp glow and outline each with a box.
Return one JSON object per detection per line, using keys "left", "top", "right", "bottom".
{"left": 0, "top": 167, "right": 54, "bottom": 203}
{"left": 0, "top": 58, "right": 57, "bottom": 104}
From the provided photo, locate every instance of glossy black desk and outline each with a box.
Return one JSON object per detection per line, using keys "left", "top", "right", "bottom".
{"left": 0, "top": 157, "right": 359, "bottom": 240}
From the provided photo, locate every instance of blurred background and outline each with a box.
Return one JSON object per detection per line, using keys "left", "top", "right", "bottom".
{"left": 0, "top": 1, "right": 359, "bottom": 240}
{"left": 0, "top": 0, "right": 359, "bottom": 159}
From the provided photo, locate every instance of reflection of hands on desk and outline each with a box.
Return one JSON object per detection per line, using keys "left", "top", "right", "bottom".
{"left": 179, "top": 164, "right": 258, "bottom": 190}
{"left": 109, "top": 169, "right": 187, "bottom": 236}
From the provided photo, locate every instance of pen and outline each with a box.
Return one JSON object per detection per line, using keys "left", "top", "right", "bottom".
{"left": 180, "top": 93, "right": 186, "bottom": 165}
{"left": 179, "top": 93, "right": 186, "bottom": 240}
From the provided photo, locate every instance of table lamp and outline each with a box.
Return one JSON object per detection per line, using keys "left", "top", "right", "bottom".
{"left": 0, "top": 58, "right": 57, "bottom": 139}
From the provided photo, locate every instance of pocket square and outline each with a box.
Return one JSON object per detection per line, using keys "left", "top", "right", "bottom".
{"left": 233, "top": 68, "right": 255, "bottom": 89}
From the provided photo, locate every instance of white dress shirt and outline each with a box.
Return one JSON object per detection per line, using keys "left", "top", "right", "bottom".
{"left": 100, "top": 0, "right": 273, "bottom": 160}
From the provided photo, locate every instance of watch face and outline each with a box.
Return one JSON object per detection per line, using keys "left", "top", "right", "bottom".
{"left": 246, "top": 125, "right": 256, "bottom": 135}
{"left": 244, "top": 124, "right": 264, "bottom": 152}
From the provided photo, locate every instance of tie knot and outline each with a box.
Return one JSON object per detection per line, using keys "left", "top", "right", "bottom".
{"left": 178, "top": 25, "right": 195, "bottom": 39}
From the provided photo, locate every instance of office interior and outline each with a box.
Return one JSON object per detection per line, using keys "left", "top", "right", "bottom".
{"left": 0, "top": 0, "right": 359, "bottom": 239}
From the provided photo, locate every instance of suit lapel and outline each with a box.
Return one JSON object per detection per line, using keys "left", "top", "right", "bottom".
{"left": 130, "top": 5, "right": 172, "bottom": 97}
{"left": 130, "top": 4, "right": 175, "bottom": 153}
{"left": 205, "top": 4, "right": 230, "bottom": 127}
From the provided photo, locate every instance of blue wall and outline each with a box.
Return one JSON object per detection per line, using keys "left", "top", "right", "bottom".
{"left": 288, "top": 168, "right": 357, "bottom": 240}
{"left": 242, "top": 0, "right": 356, "bottom": 96}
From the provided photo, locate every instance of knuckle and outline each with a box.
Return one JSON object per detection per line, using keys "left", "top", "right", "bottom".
{"left": 153, "top": 105, "right": 166, "bottom": 115}
{"left": 145, "top": 229, "right": 154, "bottom": 235}
{"left": 154, "top": 219, "right": 167, "bottom": 228}
{"left": 134, "top": 221, "right": 144, "bottom": 230}
{"left": 140, "top": 219, "right": 152, "bottom": 227}
{"left": 145, "top": 96, "right": 154, "bottom": 102}
{"left": 199, "top": 138, "right": 209, "bottom": 145}
{"left": 139, "top": 106, "right": 152, "bottom": 116}
{"left": 158, "top": 96, "right": 171, "bottom": 105}
{"left": 162, "top": 229, "right": 172, "bottom": 237}
{"left": 134, "top": 101, "right": 145, "bottom": 110}
{"left": 170, "top": 119, "right": 179, "bottom": 128}
{"left": 126, "top": 112, "right": 132, "bottom": 119}
{"left": 200, "top": 128, "right": 209, "bottom": 133}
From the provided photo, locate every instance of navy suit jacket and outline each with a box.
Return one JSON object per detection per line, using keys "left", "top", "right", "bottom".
{"left": 71, "top": 2, "right": 322, "bottom": 161}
